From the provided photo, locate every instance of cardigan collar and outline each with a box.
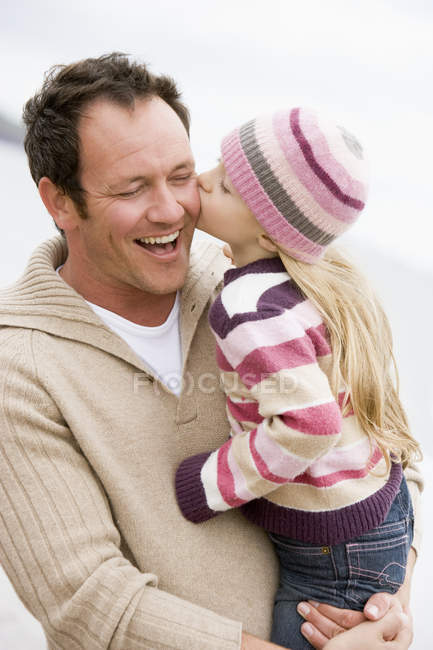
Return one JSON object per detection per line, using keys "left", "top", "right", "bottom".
{"left": 0, "top": 235, "right": 230, "bottom": 374}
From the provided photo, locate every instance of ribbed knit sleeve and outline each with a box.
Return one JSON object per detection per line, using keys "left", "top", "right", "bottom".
{"left": 0, "top": 330, "right": 241, "bottom": 649}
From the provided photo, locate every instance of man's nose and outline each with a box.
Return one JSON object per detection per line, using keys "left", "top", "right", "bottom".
{"left": 146, "top": 185, "right": 185, "bottom": 223}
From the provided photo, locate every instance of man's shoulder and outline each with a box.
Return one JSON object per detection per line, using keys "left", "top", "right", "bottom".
{"left": 185, "top": 237, "right": 231, "bottom": 296}
{"left": 190, "top": 237, "right": 228, "bottom": 272}
{"left": 0, "top": 326, "right": 50, "bottom": 354}
{"left": 0, "top": 236, "right": 66, "bottom": 299}
{"left": 0, "top": 327, "right": 39, "bottom": 382}
{"left": 0, "top": 325, "right": 31, "bottom": 345}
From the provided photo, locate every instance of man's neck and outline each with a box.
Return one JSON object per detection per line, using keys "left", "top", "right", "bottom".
{"left": 59, "top": 264, "right": 177, "bottom": 327}
{"left": 85, "top": 290, "right": 178, "bottom": 327}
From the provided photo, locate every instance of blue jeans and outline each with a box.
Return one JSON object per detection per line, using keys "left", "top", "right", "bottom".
{"left": 269, "top": 477, "right": 414, "bottom": 650}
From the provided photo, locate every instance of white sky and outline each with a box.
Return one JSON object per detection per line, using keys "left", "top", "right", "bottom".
{"left": 1, "top": 0, "right": 432, "bottom": 444}
{"left": 1, "top": 0, "right": 433, "bottom": 270}
{"left": 0, "top": 5, "right": 432, "bottom": 646}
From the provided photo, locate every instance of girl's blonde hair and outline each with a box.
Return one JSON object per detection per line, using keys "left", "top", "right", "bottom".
{"left": 277, "top": 245, "right": 421, "bottom": 471}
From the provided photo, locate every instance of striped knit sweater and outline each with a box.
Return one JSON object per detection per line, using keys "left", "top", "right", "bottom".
{"left": 176, "top": 257, "right": 402, "bottom": 545}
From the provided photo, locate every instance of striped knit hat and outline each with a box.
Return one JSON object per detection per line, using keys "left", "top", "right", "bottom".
{"left": 221, "top": 107, "right": 368, "bottom": 264}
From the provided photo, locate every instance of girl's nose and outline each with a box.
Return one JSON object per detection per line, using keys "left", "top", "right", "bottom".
{"left": 197, "top": 170, "right": 212, "bottom": 193}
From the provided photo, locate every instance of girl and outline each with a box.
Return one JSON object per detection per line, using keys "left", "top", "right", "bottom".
{"left": 175, "top": 107, "right": 420, "bottom": 649}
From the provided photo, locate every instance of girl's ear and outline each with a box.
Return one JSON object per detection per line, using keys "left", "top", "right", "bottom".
{"left": 257, "top": 233, "right": 279, "bottom": 253}
{"left": 38, "top": 177, "right": 80, "bottom": 233}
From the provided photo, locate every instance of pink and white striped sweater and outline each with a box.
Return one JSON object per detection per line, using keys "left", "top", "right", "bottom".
{"left": 176, "top": 257, "right": 402, "bottom": 544}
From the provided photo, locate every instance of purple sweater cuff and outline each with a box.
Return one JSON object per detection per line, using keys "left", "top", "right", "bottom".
{"left": 175, "top": 452, "right": 219, "bottom": 523}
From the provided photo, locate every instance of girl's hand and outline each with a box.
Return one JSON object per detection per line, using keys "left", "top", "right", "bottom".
{"left": 322, "top": 606, "right": 411, "bottom": 650}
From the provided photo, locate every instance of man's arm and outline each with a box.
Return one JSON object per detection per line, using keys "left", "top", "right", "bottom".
{"left": 241, "top": 633, "right": 286, "bottom": 648}
{"left": 403, "top": 461, "right": 423, "bottom": 558}
{"left": 0, "top": 330, "right": 241, "bottom": 649}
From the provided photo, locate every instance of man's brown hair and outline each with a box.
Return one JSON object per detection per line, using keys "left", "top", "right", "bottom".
{"left": 23, "top": 52, "right": 190, "bottom": 219}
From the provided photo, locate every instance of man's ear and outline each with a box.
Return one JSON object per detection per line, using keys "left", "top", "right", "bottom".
{"left": 38, "top": 177, "right": 79, "bottom": 233}
{"left": 257, "top": 233, "right": 279, "bottom": 254}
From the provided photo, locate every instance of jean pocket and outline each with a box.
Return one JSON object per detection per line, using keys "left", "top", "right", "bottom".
{"left": 346, "top": 519, "right": 411, "bottom": 603}
{"left": 269, "top": 534, "right": 337, "bottom": 585}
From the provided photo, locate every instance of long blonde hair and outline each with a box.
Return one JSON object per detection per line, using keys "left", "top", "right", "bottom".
{"left": 278, "top": 245, "right": 421, "bottom": 470}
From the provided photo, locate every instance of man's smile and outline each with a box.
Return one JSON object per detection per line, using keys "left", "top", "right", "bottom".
{"left": 134, "top": 229, "right": 181, "bottom": 257}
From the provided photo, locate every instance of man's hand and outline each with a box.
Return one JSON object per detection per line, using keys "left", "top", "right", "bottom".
{"left": 296, "top": 547, "right": 416, "bottom": 649}
{"left": 297, "top": 597, "right": 412, "bottom": 649}
{"left": 241, "top": 632, "right": 286, "bottom": 649}
{"left": 322, "top": 606, "right": 411, "bottom": 650}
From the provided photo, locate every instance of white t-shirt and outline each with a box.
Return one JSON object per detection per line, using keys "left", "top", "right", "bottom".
{"left": 56, "top": 266, "right": 183, "bottom": 396}
{"left": 86, "top": 294, "right": 183, "bottom": 396}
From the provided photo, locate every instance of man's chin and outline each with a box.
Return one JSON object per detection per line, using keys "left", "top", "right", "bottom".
{"left": 141, "top": 267, "right": 189, "bottom": 296}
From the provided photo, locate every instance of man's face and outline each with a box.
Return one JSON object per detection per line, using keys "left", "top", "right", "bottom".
{"left": 67, "top": 96, "right": 200, "bottom": 297}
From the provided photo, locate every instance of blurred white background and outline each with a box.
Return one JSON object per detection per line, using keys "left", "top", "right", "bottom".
{"left": 0, "top": 0, "right": 431, "bottom": 647}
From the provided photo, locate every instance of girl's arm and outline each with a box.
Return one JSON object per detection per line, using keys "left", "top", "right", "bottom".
{"left": 176, "top": 313, "right": 342, "bottom": 522}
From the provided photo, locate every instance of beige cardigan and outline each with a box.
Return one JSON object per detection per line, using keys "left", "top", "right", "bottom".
{"left": 0, "top": 237, "right": 423, "bottom": 649}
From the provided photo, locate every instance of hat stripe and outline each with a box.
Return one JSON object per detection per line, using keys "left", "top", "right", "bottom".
{"left": 274, "top": 111, "right": 363, "bottom": 223}
{"left": 239, "top": 120, "right": 335, "bottom": 246}
{"left": 221, "top": 128, "right": 325, "bottom": 261}
{"left": 221, "top": 105, "right": 368, "bottom": 264}
{"left": 290, "top": 108, "right": 364, "bottom": 211}
{"left": 255, "top": 115, "right": 356, "bottom": 237}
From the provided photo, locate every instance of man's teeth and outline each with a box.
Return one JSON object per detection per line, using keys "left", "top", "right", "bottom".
{"left": 139, "top": 230, "right": 179, "bottom": 245}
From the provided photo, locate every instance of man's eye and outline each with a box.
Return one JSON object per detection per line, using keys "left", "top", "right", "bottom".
{"left": 118, "top": 188, "right": 140, "bottom": 198}
{"left": 172, "top": 173, "right": 193, "bottom": 183}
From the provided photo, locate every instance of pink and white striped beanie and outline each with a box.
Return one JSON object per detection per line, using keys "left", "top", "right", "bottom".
{"left": 221, "top": 107, "right": 369, "bottom": 264}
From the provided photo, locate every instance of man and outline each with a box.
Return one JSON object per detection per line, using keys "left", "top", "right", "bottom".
{"left": 0, "top": 53, "right": 422, "bottom": 649}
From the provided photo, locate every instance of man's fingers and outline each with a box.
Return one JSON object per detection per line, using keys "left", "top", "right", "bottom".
{"left": 298, "top": 601, "right": 365, "bottom": 631}
{"left": 378, "top": 610, "right": 409, "bottom": 642}
{"left": 363, "top": 592, "right": 393, "bottom": 620}
{"left": 392, "top": 614, "right": 413, "bottom": 647}
{"left": 297, "top": 602, "right": 351, "bottom": 641}
{"left": 298, "top": 599, "right": 413, "bottom": 650}
{"left": 299, "top": 621, "right": 330, "bottom": 649}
